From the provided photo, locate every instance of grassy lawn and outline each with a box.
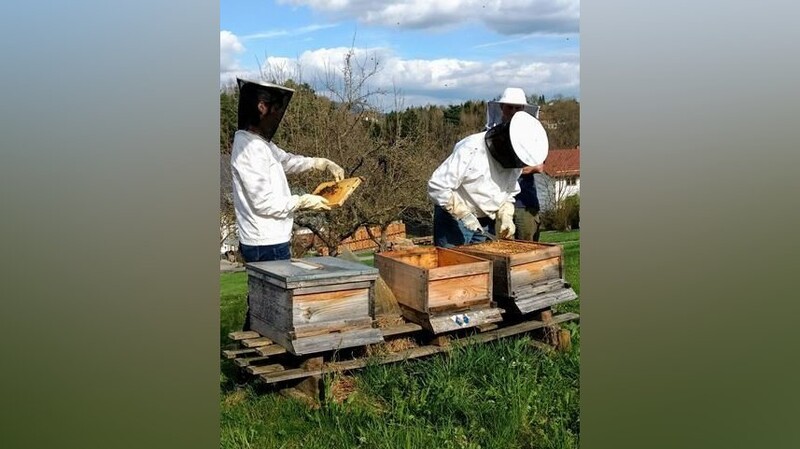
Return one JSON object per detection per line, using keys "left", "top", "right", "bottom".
{"left": 220, "top": 231, "right": 580, "bottom": 449}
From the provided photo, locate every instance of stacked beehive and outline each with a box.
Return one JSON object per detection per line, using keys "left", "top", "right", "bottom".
{"left": 375, "top": 247, "right": 503, "bottom": 334}
{"left": 453, "top": 240, "right": 577, "bottom": 314}
{"left": 246, "top": 256, "right": 384, "bottom": 355}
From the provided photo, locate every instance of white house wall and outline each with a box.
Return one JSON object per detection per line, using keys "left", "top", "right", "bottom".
{"left": 535, "top": 174, "right": 580, "bottom": 211}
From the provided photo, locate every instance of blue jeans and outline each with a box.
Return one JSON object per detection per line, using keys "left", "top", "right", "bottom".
{"left": 239, "top": 241, "right": 291, "bottom": 263}
{"left": 433, "top": 205, "right": 496, "bottom": 248}
{"left": 239, "top": 241, "right": 291, "bottom": 330}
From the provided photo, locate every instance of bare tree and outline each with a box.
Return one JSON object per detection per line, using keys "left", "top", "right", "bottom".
{"left": 270, "top": 43, "right": 434, "bottom": 256}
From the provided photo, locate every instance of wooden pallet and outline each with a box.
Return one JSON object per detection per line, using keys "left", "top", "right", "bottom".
{"left": 222, "top": 310, "right": 579, "bottom": 405}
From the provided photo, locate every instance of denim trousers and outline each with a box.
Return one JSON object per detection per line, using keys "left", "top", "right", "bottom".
{"left": 239, "top": 241, "right": 291, "bottom": 263}
{"left": 432, "top": 205, "right": 496, "bottom": 248}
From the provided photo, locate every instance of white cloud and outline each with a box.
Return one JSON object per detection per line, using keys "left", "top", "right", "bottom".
{"left": 277, "top": 0, "right": 578, "bottom": 34}
{"left": 220, "top": 31, "right": 246, "bottom": 73}
{"left": 227, "top": 46, "right": 579, "bottom": 108}
{"left": 240, "top": 23, "right": 340, "bottom": 41}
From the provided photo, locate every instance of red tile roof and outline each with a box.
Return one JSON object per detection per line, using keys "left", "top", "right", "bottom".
{"left": 544, "top": 147, "right": 580, "bottom": 177}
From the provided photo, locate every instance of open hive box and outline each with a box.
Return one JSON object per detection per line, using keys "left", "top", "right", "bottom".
{"left": 374, "top": 247, "right": 503, "bottom": 334}
{"left": 312, "top": 177, "right": 363, "bottom": 208}
{"left": 245, "top": 256, "right": 383, "bottom": 355}
{"left": 452, "top": 240, "right": 577, "bottom": 314}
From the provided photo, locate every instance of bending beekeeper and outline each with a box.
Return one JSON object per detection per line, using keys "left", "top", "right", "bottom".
{"left": 428, "top": 110, "right": 549, "bottom": 247}
{"left": 231, "top": 78, "right": 345, "bottom": 264}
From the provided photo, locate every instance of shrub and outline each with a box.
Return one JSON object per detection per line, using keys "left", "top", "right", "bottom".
{"left": 542, "top": 195, "right": 580, "bottom": 231}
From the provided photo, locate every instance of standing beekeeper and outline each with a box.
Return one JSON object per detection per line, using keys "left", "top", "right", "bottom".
{"left": 428, "top": 110, "right": 549, "bottom": 247}
{"left": 231, "top": 78, "right": 345, "bottom": 263}
{"left": 487, "top": 87, "right": 546, "bottom": 242}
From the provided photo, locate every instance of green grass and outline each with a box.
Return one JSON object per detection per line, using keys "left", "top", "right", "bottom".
{"left": 220, "top": 231, "right": 580, "bottom": 449}
{"left": 539, "top": 230, "right": 580, "bottom": 244}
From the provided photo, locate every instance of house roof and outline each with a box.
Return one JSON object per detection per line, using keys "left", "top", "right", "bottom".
{"left": 544, "top": 147, "right": 580, "bottom": 177}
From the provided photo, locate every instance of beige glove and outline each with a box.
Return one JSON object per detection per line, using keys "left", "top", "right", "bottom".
{"left": 496, "top": 202, "right": 516, "bottom": 239}
{"left": 446, "top": 193, "right": 482, "bottom": 232}
{"left": 312, "top": 158, "right": 345, "bottom": 182}
{"left": 294, "top": 194, "right": 331, "bottom": 211}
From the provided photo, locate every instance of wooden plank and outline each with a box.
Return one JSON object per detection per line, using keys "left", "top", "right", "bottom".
{"left": 427, "top": 307, "right": 504, "bottom": 334}
{"left": 509, "top": 258, "right": 562, "bottom": 290}
{"left": 290, "top": 317, "right": 374, "bottom": 339}
{"left": 377, "top": 247, "right": 439, "bottom": 269}
{"left": 260, "top": 312, "right": 579, "bottom": 384}
{"left": 248, "top": 277, "right": 293, "bottom": 333}
{"left": 514, "top": 288, "right": 578, "bottom": 314}
{"left": 249, "top": 316, "right": 294, "bottom": 353}
{"left": 240, "top": 337, "right": 274, "bottom": 348}
{"left": 292, "top": 288, "right": 370, "bottom": 324}
{"left": 254, "top": 344, "right": 288, "bottom": 357}
{"left": 558, "top": 329, "right": 572, "bottom": 352}
{"left": 222, "top": 348, "right": 258, "bottom": 359}
{"left": 476, "top": 323, "right": 500, "bottom": 332}
{"left": 507, "top": 244, "right": 563, "bottom": 265}
{"left": 450, "top": 248, "right": 511, "bottom": 294}
{"left": 246, "top": 363, "right": 286, "bottom": 375}
{"left": 248, "top": 267, "right": 378, "bottom": 290}
{"left": 375, "top": 253, "right": 427, "bottom": 313}
{"left": 427, "top": 259, "right": 492, "bottom": 281}
{"left": 399, "top": 304, "right": 434, "bottom": 330}
{"left": 427, "top": 273, "right": 491, "bottom": 310}
{"left": 234, "top": 356, "right": 272, "bottom": 367}
{"left": 427, "top": 297, "right": 491, "bottom": 314}
{"left": 248, "top": 256, "right": 378, "bottom": 285}
{"left": 287, "top": 274, "right": 378, "bottom": 289}
{"left": 379, "top": 322, "right": 423, "bottom": 337}
{"left": 292, "top": 281, "right": 373, "bottom": 296}
{"left": 291, "top": 327, "right": 384, "bottom": 355}
{"left": 294, "top": 356, "right": 324, "bottom": 405}
{"left": 508, "top": 278, "right": 566, "bottom": 299}
{"left": 228, "top": 331, "right": 261, "bottom": 341}
{"left": 262, "top": 368, "right": 313, "bottom": 383}
{"left": 436, "top": 247, "right": 489, "bottom": 267}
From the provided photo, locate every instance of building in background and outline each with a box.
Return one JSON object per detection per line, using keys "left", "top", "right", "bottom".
{"left": 537, "top": 147, "right": 580, "bottom": 210}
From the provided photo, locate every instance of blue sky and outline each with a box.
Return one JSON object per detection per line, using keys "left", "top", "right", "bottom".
{"left": 221, "top": 0, "right": 579, "bottom": 109}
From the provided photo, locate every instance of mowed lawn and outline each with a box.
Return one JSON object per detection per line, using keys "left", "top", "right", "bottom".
{"left": 220, "top": 231, "right": 580, "bottom": 449}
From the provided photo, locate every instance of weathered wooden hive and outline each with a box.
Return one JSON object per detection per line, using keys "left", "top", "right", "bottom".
{"left": 452, "top": 240, "right": 577, "bottom": 314}
{"left": 245, "top": 257, "right": 384, "bottom": 355}
{"left": 374, "top": 247, "right": 503, "bottom": 334}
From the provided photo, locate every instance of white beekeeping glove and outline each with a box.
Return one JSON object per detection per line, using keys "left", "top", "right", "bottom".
{"left": 446, "top": 193, "right": 482, "bottom": 232}
{"left": 312, "top": 158, "right": 345, "bottom": 182}
{"left": 293, "top": 194, "right": 331, "bottom": 211}
{"left": 496, "top": 202, "right": 516, "bottom": 239}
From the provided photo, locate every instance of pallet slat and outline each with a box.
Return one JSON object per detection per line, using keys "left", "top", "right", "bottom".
{"left": 222, "top": 348, "right": 258, "bottom": 359}
{"left": 247, "top": 364, "right": 286, "bottom": 375}
{"left": 228, "top": 331, "right": 261, "bottom": 340}
{"left": 258, "top": 312, "right": 579, "bottom": 384}
{"left": 255, "top": 344, "right": 288, "bottom": 357}
{"left": 241, "top": 337, "right": 274, "bottom": 348}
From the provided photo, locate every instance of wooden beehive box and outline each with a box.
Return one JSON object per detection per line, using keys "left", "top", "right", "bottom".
{"left": 312, "top": 177, "right": 363, "bottom": 208}
{"left": 374, "top": 247, "right": 503, "bottom": 333}
{"left": 245, "top": 256, "right": 383, "bottom": 355}
{"left": 452, "top": 240, "right": 577, "bottom": 314}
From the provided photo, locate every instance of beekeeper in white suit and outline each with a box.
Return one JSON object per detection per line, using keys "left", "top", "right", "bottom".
{"left": 427, "top": 110, "right": 549, "bottom": 248}
{"left": 231, "top": 78, "right": 345, "bottom": 264}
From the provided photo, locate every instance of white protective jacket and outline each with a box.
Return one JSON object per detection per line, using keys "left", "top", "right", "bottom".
{"left": 428, "top": 132, "right": 522, "bottom": 219}
{"left": 230, "top": 130, "right": 316, "bottom": 246}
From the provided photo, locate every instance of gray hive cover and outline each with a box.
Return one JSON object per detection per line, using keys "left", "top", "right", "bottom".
{"left": 246, "top": 256, "right": 378, "bottom": 287}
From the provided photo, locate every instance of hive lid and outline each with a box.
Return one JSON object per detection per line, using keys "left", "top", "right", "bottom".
{"left": 246, "top": 256, "right": 378, "bottom": 285}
